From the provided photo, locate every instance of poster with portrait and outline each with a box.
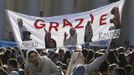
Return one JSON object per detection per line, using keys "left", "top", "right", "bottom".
{"left": 6, "top": 0, "right": 125, "bottom": 49}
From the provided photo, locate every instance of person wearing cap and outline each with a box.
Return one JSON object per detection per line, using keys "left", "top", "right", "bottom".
{"left": 22, "top": 31, "right": 32, "bottom": 41}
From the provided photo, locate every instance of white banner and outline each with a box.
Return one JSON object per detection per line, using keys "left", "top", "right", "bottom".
{"left": 6, "top": 0, "right": 125, "bottom": 49}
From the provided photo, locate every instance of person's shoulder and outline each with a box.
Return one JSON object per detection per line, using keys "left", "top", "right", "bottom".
{"left": 9, "top": 71, "right": 19, "bottom": 75}
{"left": 41, "top": 56, "right": 50, "bottom": 60}
{"left": 40, "top": 56, "right": 52, "bottom": 64}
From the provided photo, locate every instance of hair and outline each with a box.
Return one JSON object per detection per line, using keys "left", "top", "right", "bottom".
{"left": 114, "top": 67, "right": 127, "bottom": 75}
{"left": 40, "top": 51, "right": 47, "bottom": 56}
{"left": 99, "top": 61, "right": 109, "bottom": 74}
{"left": 87, "top": 50, "right": 94, "bottom": 63}
{"left": 107, "top": 50, "right": 119, "bottom": 64}
{"left": 118, "top": 53, "right": 128, "bottom": 67}
{"left": 2, "top": 50, "right": 12, "bottom": 64}
{"left": 28, "top": 50, "right": 38, "bottom": 58}
{"left": 123, "top": 64, "right": 133, "bottom": 75}
{"left": 8, "top": 58, "right": 18, "bottom": 68}
{"left": 117, "top": 47, "right": 125, "bottom": 53}
{"left": 82, "top": 48, "right": 88, "bottom": 58}
{"left": 62, "top": 50, "right": 71, "bottom": 65}
{"left": 108, "top": 63, "right": 119, "bottom": 73}
{"left": 58, "top": 48, "right": 64, "bottom": 54}
{"left": 51, "top": 53, "right": 60, "bottom": 63}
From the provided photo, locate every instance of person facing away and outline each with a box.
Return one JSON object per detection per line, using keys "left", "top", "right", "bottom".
{"left": 44, "top": 28, "right": 57, "bottom": 49}
{"left": 64, "top": 27, "right": 77, "bottom": 46}
{"left": 17, "top": 18, "right": 27, "bottom": 39}
{"left": 25, "top": 49, "right": 60, "bottom": 75}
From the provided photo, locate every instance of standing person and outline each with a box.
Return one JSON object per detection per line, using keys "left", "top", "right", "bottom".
{"left": 17, "top": 18, "right": 27, "bottom": 39}
{"left": 84, "top": 21, "right": 93, "bottom": 43}
{"left": 44, "top": 28, "right": 57, "bottom": 49}
{"left": 64, "top": 27, "right": 77, "bottom": 46}
{"left": 25, "top": 49, "right": 60, "bottom": 75}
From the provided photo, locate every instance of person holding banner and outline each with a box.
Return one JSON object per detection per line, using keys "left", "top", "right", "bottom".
{"left": 64, "top": 27, "right": 77, "bottom": 46}
{"left": 44, "top": 28, "right": 57, "bottom": 49}
{"left": 17, "top": 18, "right": 27, "bottom": 39}
{"left": 25, "top": 49, "right": 60, "bottom": 75}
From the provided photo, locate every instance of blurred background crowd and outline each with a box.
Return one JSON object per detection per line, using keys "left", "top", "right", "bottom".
{"left": 0, "top": 46, "right": 133, "bottom": 75}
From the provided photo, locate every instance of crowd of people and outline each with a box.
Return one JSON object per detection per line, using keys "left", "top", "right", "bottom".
{"left": 0, "top": 46, "right": 133, "bottom": 75}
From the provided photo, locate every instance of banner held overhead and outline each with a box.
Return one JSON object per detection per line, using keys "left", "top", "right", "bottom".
{"left": 6, "top": 0, "right": 125, "bottom": 49}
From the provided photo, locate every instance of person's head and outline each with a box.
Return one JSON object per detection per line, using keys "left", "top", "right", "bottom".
{"left": 107, "top": 50, "right": 119, "bottom": 64}
{"left": 7, "top": 58, "right": 18, "bottom": 70}
{"left": 90, "top": 70, "right": 101, "bottom": 75}
{"left": 99, "top": 61, "right": 109, "bottom": 74}
{"left": 46, "top": 31, "right": 51, "bottom": 39}
{"left": 58, "top": 48, "right": 64, "bottom": 56}
{"left": 110, "top": 18, "right": 115, "bottom": 23}
{"left": 72, "top": 64, "right": 86, "bottom": 75}
{"left": 123, "top": 64, "right": 133, "bottom": 75}
{"left": 26, "top": 50, "right": 39, "bottom": 65}
{"left": 40, "top": 51, "right": 47, "bottom": 56}
{"left": 70, "top": 27, "right": 76, "bottom": 36}
{"left": 51, "top": 53, "right": 60, "bottom": 63}
{"left": 87, "top": 21, "right": 90, "bottom": 26}
{"left": 0, "top": 47, "right": 5, "bottom": 52}
{"left": 2, "top": 50, "right": 12, "bottom": 64}
{"left": 113, "top": 68, "right": 127, "bottom": 75}
{"left": 116, "top": 47, "right": 125, "bottom": 53}
{"left": 82, "top": 48, "right": 88, "bottom": 58}
{"left": 62, "top": 50, "right": 71, "bottom": 64}
{"left": 118, "top": 53, "right": 128, "bottom": 67}
{"left": 3, "top": 49, "right": 12, "bottom": 58}
{"left": 23, "top": 31, "right": 31, "bottom": 40}
{"left": 111, "top": 7, "right": 116, "bottom": 14}
{"left": 111, "top": 7, "right": 119, "bottom": 15}
{"left": 109, "top": 63, "right": 119, "bottom": 73}
{"left": 17, "top": 18, "right": 23, "bottom": 27}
